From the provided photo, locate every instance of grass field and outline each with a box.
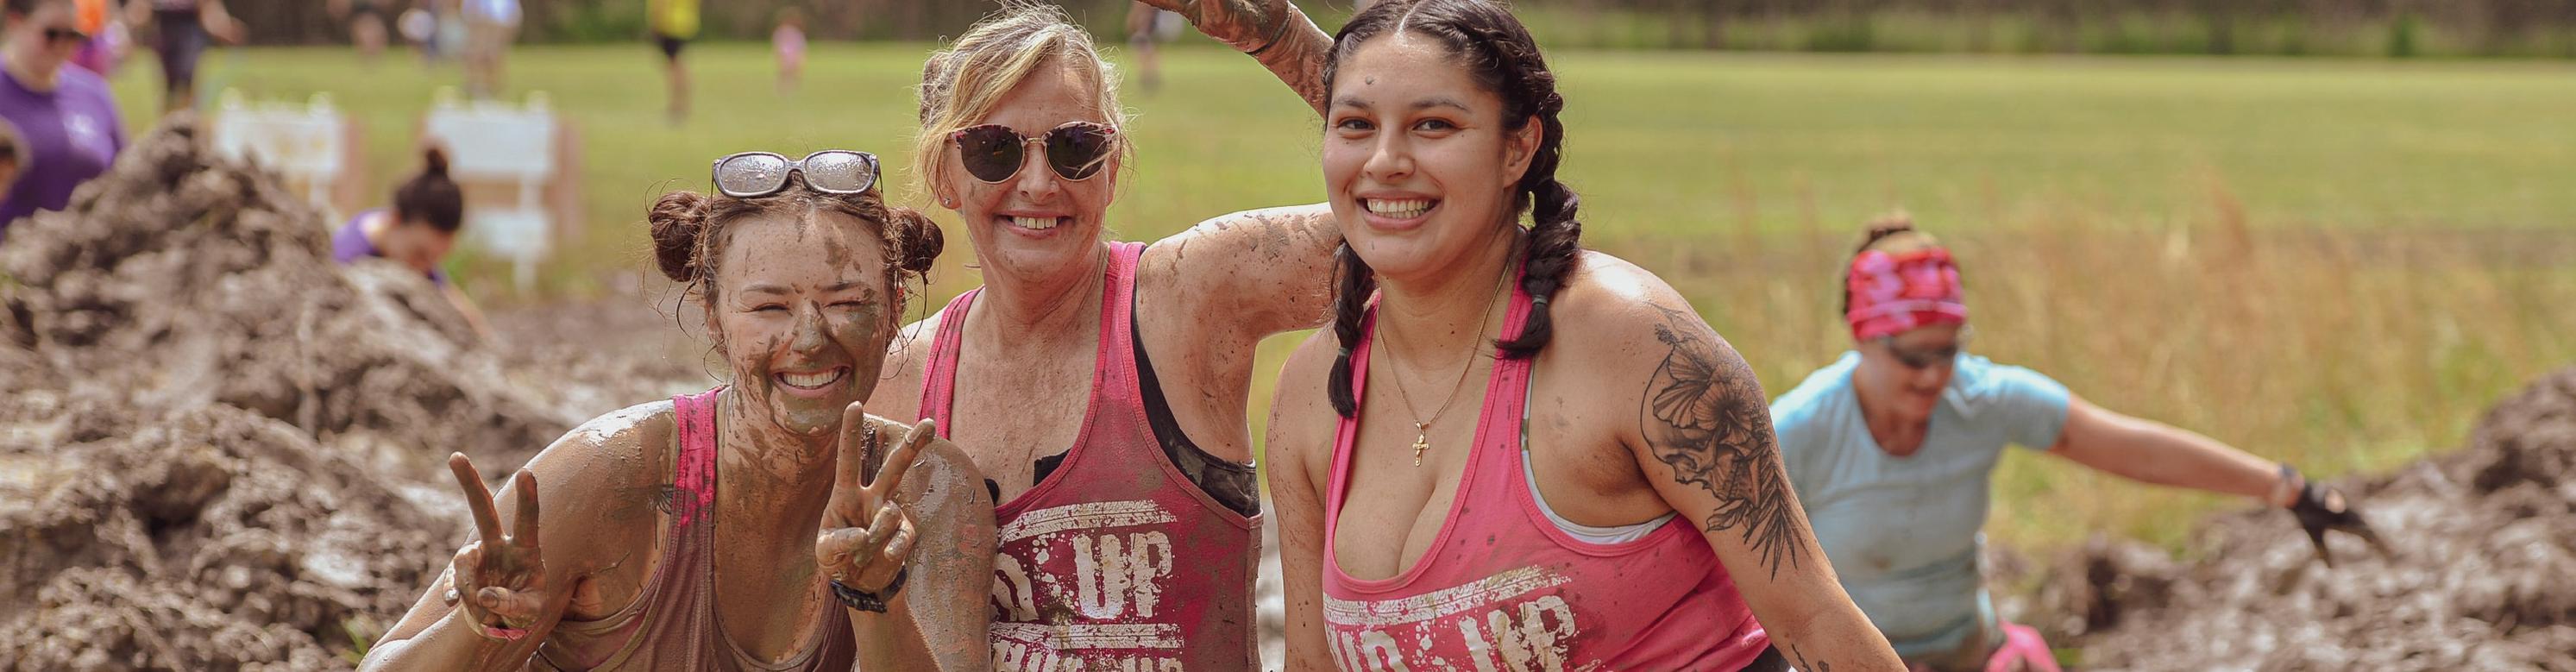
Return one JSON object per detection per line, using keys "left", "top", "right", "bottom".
{"left": 105, "top": 43, "right": 2576, "bottom": 554}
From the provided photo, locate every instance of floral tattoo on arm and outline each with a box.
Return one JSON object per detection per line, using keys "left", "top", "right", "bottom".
{"left": 1637, "top": 304, "right": 1806, "bottom": 580}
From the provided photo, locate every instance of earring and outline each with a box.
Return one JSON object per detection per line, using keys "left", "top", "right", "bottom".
{"left": 939, "top": 196, "right": 957, "bottom": 208}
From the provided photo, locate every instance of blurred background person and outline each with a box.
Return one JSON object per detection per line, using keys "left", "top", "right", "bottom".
{"left": 66, "top": 0, "right": 129, "bottom": 75}
{"left": 772, "top": 5, "right": 803, "bottom": 95}
{"left": 460, "top": 0, "right": 518, "bottom": 98}
{"left": 128, "top": 0, "right": 242, "bottom": 113}
{"left": 329, "top": 0, "right": 393, "bottom": 65}
{"left": 1123, "top": 2, "right": 1179, "bottom": 92}
{"left": 1769, "top": 214, "right": 2385, "bottom": 672}
{"left": 649, "top": 0, "right": 696, "bottom": 122}
{"left": 1, "top": 0, "right": 123, "bottom": 240}
{"left": 331, "top": 147, "right": 493, "bottom": 341}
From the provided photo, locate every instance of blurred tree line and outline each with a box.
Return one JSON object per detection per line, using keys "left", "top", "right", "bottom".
{"left": 233, "top": 0, "right": 2576, "bottom": 57}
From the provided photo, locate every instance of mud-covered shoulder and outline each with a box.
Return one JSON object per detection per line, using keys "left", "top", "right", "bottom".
{"left": 514, "top": 399, "right": 683, "bottom": 566}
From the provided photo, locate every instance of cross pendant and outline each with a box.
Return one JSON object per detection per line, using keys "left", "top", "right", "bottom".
{"left": 1411, "top": 423, "right": 1431, "bottom": 467}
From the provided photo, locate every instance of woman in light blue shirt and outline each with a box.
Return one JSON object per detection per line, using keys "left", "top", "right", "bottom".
{"left": 1768, "top": 215, "right": 2384, "bottom": 671}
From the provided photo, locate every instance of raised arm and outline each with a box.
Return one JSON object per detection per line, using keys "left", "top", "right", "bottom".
{"left": 1147, "top": 204, "right": 1341, "bottom": 342}
{"left": 1140, "top": 0, "right": 1335, "bottom": 114}
{"left": 1262, "top": 333, "right": 1341, "bottom": 670}
{"left": 1618, "top": 298, "right": 1905, "bottom": 672}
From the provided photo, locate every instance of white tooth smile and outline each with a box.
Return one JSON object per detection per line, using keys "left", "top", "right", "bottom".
{"left": 1365, "top": 198, "right": 1434, "bottom": 219}
{"left": 777, "top": 368, "right": 845, "bottom": 390}
{"left": 1009, "top": 216, "right": 1061, "bottom": 230}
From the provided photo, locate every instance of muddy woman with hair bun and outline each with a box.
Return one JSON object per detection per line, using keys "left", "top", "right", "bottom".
{"left": 1260, "top": 2, "right": 1906, "bottom": 670}
{"left": 364, "top": 152, "right": 998, "bottom": 670}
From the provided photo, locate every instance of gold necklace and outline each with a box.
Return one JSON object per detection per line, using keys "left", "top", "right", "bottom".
{"left": 1374, "top": 263, "right": 1511, "bottom": 467}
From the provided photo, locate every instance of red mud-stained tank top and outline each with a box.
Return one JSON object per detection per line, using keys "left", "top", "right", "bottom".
{"left": 919, "top": 242, "right": 1262, "bottom": 671}
{"left": 1321, "top": 285, "right": 1770, "bottom": 672}
{"left": 530, "top": 386, "right": 857, "bottom": 671}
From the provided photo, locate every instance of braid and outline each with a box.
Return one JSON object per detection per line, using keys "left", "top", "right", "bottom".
{"left": 1327, "top": 243, "right": 1379, "bottom": 418}
{"left": 1491, "top": 39, "right": 1580, "bottom": 359}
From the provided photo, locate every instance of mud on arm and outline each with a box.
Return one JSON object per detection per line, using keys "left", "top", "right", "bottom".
{"left": 845, "top": 418, "right": 999, "bottom": 671}
{"left": 361, "top": 411, "right": 663, "bottom": 670}
{"left": 1620, "top": 301, "right": 1905, "bottom": 672}
{"left": 1152, "top": 204, "right": 1341, "bottom": 343}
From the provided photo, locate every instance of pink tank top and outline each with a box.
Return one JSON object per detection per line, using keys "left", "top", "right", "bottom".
{"left": 1321, "top": 286, "right": 1770, "bottom": 671}
{"left": 919, "top": 242, "right": 1261, "bottom": 671}
{"left": 531, "top": 386, "right": 856, "bottom": 671}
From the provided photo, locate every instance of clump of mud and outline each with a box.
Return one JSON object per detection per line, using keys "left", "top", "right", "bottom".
{"left": 0, "top": 117, "right": 685, "bottom": 668}
{"left": 1, "top": 403, "right": 452, "bottom": 669}
{"left": 2033, "top": 367, "right": 2576, "bottom": 671}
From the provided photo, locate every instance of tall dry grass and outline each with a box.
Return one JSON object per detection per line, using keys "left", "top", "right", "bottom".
{"left": 1631, "top": 188, "right": 2576, "bottom": 551}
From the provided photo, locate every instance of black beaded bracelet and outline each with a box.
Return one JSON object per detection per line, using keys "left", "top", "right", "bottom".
{"left": 829, "top": 568, "right": 908, "bottom": 613}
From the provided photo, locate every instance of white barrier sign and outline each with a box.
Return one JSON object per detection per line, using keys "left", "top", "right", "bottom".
{"left": 211, "top": 91, "right": 349, "bottom": 222}
{"left": 423, "top": 91, "right": 559, "bottom": 291}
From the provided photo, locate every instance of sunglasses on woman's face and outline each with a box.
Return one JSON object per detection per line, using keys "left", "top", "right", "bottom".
{"left": 41, "top": 27, "right": 89, "bottom": 46}
{"left": 1882, "top": 327, "right": 1972, "bottom": 370}
{"left": 711, "top": 150, "right": 880, "bottom": 198}
{"left": 950, "top": 122, "right": 1117, "bottom": 184}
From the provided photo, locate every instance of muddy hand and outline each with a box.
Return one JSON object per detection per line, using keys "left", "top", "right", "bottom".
{"left": 1137, "top": 0, "right": 1292, "bottom": 53}
{"left": 817, "top": 404, "right": 930, "bottom": 594}
{"left": 446, "top": 453, "right": 568, "bottom": 641}
{"left": 2289, "top": 480, "right": 2390, "bottom": 568}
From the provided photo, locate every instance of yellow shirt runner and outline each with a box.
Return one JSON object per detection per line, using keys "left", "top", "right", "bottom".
{"left": 650, "top": 0, "right": 700, "bottom": 40}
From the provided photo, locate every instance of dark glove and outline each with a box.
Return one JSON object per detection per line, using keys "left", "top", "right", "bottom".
{"left": 2283, "top": 465, "right": 2391, "bottom": 567}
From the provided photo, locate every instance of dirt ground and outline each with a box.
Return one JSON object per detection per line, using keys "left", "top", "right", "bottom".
{"left": 5, "top": 117, "right": 2567, "bottom": 670}
{"left": 2010, "top": 365, "right": 2576, "bottom": 671}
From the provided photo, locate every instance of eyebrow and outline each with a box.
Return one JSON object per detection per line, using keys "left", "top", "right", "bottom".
{"left": 739, "top": 280, "right": 876, "bottom": 297}
{"left": 1331, "top": 96, "right": 1474, "bottom": 113}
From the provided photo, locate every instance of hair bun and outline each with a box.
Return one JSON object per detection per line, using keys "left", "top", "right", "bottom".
{"left": 649, "top": 191, "right": 713, "bottom": 282}
{"left": 889, "top": 207, "right": 945, "bottom": 276}
{"left": 421, "top": 147, "right": 450, "bottom": 179}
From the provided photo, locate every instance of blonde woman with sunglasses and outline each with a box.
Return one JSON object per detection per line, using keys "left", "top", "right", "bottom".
{"left": 364, "top": 152, "right": 1000, "bottom": 670}
{"left": 854, "top": 1, "right": 1347, "bottom": 669}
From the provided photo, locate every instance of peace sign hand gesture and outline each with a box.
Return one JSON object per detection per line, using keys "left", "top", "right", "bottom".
{"left": 816, "top": 404, "right": 933, "bottom": 596}
{"left": 444, "top": 453, "right": 575, "bottom": 641}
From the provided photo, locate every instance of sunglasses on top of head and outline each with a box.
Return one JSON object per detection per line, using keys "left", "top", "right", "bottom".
{"left": 950, "top": 122, "right": 1118, "bottom": 184}
{"left": 710, "top": 150, "right": 880, "bottom": 198}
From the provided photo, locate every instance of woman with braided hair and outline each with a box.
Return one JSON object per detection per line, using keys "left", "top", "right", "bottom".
{"left": 1260, "top": 1, "right": 1904, "bottom": 670}
{"left": 1769, "top": 214, "right": 2384, "bottom": 671}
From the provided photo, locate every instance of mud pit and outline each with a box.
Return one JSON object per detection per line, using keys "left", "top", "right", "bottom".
{"left": 2024, "top": 366, "right": 2576, "bottom": 671}
{"left": 0, "top": 118, "right": 704, "bottom": 669}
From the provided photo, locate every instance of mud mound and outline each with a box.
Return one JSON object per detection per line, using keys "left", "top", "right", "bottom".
{"left": 2036, "top": 367, "right": 2576, "bottom": 671}
{"left": 0, "top": 117, "right": 646, "bottom": 668}
{"left": 0, "top": 116, "right": 577, "bottom": 466}
{"left": 0, "top": 404, "right": 452, "bottom": 669}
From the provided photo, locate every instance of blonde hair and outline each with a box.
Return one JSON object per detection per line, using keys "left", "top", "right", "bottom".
{"left": 913, "top": 2, "right": 1132, "bottom": 200}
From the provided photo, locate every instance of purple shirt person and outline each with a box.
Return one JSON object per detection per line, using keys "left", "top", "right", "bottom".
{"left": 330, "top": 146, "right": 492, "bottom": 340}
{"left": 332, "top": 209, "right": 451, "bottom": 286}
{"left": 0, "top": 0, "right": 125, "bottom": 241}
